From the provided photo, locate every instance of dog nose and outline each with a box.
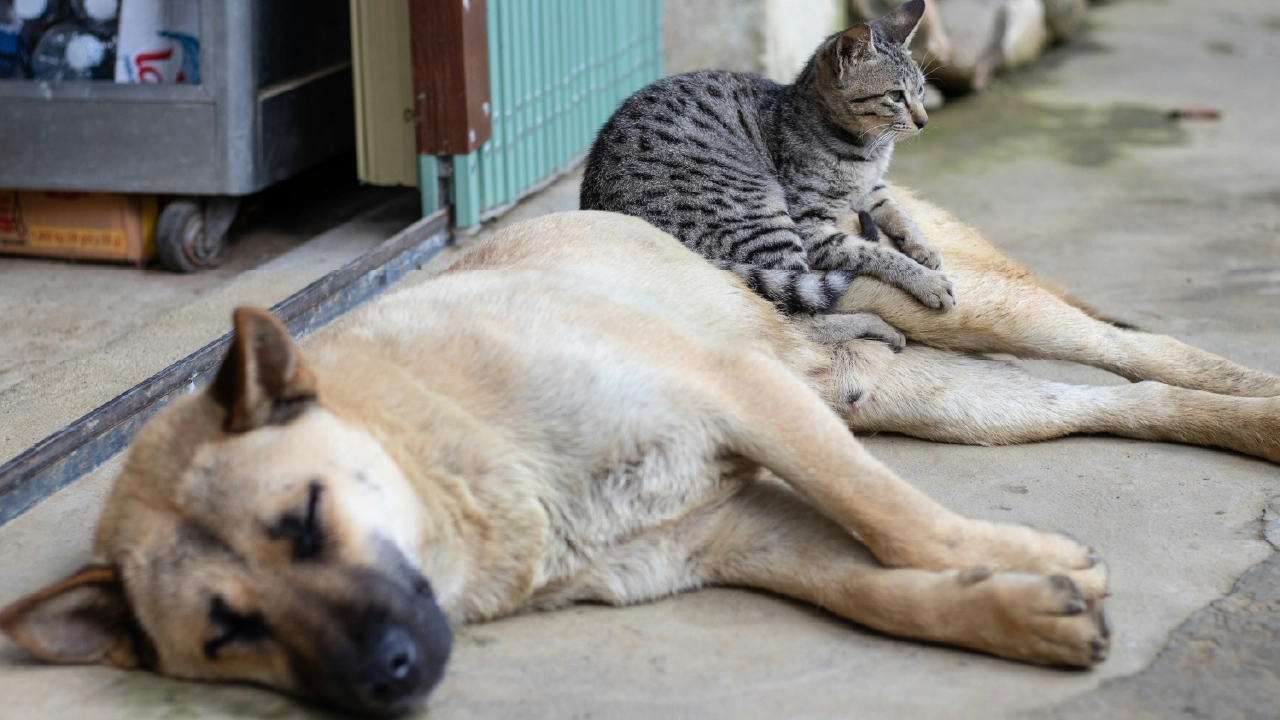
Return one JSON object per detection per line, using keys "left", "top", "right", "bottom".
{"left": 360, "top": 626, "right": 420, "bottom": 707}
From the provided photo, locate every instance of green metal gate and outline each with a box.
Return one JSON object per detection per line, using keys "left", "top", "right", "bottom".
{"left": 416, "top": 0, "right": 664, "bottom": 229}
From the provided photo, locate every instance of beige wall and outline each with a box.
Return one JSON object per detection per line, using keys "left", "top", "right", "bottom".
{"left": 664, "top": 0, "right": 845, "bottom": 82}
{"left": 664, "top": 0, "right": 768, "bottom": 76}
{"left": 762, "top": 0, "right": 844, "bottom": 82}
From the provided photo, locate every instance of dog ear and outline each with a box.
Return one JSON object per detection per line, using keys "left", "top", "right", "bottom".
{"left": 211, "top": 306, "right": 318, "bottom": 432}
{"left": 0, "top": 565, "right": 154, "bottom": 669}
{"left": 873, "top": 0, "right": 926, "bottom": 47}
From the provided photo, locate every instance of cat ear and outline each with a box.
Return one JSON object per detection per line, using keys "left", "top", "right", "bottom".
{"left": 873, "top": 0, "right": 926, "bottom": 47}
{"left": 832, "top": 24, "right": 877, "bottom": 71}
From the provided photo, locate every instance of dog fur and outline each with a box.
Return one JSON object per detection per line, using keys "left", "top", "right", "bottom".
{"left": 3, "top": 195, "right": 1278, "bottom": 715}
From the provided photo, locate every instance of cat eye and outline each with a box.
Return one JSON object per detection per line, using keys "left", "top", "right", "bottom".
{"left": 887, "top": 90, "right": 906, "bottom": 103}
{"left": 204, "top": 595, "right": 271, "bottom": 659}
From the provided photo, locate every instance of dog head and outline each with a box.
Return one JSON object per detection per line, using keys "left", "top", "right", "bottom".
{"left": 0, "top": 308, "right": 452, "bottom": 716}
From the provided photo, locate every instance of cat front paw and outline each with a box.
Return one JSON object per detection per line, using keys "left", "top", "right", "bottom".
{"left": 802, "top": 312, "right": 906, "bottom": 353}
{"left": 901, "top": 267, "right": 957, "bottom": 311}
{"left": 895, "top": 233, "right": 944, "bottom": 271}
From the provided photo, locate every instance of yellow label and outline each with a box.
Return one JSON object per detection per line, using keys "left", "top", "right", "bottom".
{"left": 28, "top": 225, "right": 128, "bottom": 254}
{"left": 141, "top": 195, "right": 158, "bottom": 257}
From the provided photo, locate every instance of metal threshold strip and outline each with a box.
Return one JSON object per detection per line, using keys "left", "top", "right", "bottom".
{"left": 0, "top": 209, "right": 452, "bottom": 528}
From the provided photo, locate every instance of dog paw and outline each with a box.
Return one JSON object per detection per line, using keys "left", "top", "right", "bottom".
{"left": 900, "top": 267, "right": 957, "bottom": 312}
{"left": 955, "top": 571, "right": 1111, "bottom": 667}
{"left": 879, "top": 520, "right": 1109, "bottom": 599}
{"left": 968, "top": 522, "right": 1109, "bottom": 599}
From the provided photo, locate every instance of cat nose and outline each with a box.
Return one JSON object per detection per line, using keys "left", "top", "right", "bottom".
{"left": 913, "top": 114, "right": 928, "bottom": 129}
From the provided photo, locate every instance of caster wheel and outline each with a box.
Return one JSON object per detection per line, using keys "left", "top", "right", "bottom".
{"left": 156, "top": 199, "right": 231, "bottom": 272}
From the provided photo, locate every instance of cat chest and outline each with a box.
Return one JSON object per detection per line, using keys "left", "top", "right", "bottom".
{"left": 783, "top": 158, "right": 887, "bottom": 208}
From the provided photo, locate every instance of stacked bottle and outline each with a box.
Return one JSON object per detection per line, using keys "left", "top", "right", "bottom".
{"left": 0, "top": 2, "right": 25, "bottom": 79}
{"left": 0, "top": 0, "right": 167, "bottom": 82}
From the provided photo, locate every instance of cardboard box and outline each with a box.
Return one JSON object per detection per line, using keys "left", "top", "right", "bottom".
{"left": 0, "top": 191, "right": 158, "bottom": 264}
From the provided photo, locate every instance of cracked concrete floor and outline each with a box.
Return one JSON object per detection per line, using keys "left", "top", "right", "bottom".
{"left": 1, "top": 0, "right": 1279, "bottom": 717}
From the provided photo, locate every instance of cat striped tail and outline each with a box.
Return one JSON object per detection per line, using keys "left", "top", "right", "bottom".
{"left": 710, "top": 210, "right": 878, "bottom": 314}
{"left": 713, "top": 261, "right": 853, "bottom": 314}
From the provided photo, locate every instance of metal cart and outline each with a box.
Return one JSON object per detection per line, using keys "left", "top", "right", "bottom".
{"left": 0, "top": 0, "right": 354, "bottom": 271}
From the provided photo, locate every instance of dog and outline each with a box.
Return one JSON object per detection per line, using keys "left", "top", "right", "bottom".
{"left": 3, "top": 197, "right": 1278, "bottom": 716}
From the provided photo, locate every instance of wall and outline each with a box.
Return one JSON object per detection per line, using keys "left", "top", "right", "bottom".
{"left": 663, "top": 0, "right": 844, "bottom": 82}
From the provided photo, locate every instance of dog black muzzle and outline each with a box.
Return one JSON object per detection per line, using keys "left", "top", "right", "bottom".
{"left": 288, "top": 563, "right": 453, "bottom": 717}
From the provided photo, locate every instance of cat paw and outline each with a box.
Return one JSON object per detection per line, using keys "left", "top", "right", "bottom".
{"left": 896, "top": 235, "right": 944, "bottom": 271}
{"left": 802, "top": 313, "right": 906, "bottom": 353}
{"left": 901, "top": 267, "right": 957, "bottom": 311}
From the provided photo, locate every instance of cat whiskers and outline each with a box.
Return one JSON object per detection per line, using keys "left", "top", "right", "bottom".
{"left": 917, "top": 55, "right": 952, "bottom": 82}
{"left": 867, "top": 125, "right": 906, "bottom": 154}
{"left": 856, "top": 123, "right": 894, "bottom": 145}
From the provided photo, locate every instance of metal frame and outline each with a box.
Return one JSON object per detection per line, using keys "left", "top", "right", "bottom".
{"left": 415, "top": 0, "right": 664, "bottom": 229}
{"left": 0, "top": 0, "right": 353, "bottom": 196}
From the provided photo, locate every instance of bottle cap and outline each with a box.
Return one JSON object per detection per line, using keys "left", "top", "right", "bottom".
{"left": 66, "top": 33, "right": 106, "bottom": 70}
{"left": 14, "top": 0, "right": 49, "bottom": 21}
{"left": 82, "top": 0, "right": 119, "bottom": 22}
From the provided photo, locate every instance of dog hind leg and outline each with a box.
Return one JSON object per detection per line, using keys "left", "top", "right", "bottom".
{"left": 693, "top": 481, "right": 1110, "bottom": 666}
{"left": 834, "top": 209, "right": 1280, "bottom": 397}
{"left": 713, "top": 351, "right": 1107, "bottom": 596}
{"left": 845, "top": 345, "right": 1280, "bottom": 463}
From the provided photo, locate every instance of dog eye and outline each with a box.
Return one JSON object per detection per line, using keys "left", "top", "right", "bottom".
{"left": 268, "top": 482, "right": 324, "bottom": 561}
{"left": 204, "top": 596, "right": 271, "bottom": 659}
{"left": 888, "top": 90, "right": 906, "bottom": 103}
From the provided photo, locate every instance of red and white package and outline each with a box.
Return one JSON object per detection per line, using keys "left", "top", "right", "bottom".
{"left": 114, "top": 0, "right": 199, "bottom": 84}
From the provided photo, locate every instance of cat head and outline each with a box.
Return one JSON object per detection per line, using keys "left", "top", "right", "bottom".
{"left": 809, "top": 0, "right": 930, "bottom": 149}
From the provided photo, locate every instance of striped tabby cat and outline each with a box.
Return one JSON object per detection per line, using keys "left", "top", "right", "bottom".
{"left": 580, "top": 0, "right": 954, "bottom": 315}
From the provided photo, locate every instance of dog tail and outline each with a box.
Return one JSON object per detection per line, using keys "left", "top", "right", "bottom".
{"left": 857, "top": 210, "right": 881, "bottom": 244}
{"left": 1065, "top": 296, "right": 1140, "bottom": 330}
{"left": 1039, "top": 278, "right": 1141, "bottom": 331}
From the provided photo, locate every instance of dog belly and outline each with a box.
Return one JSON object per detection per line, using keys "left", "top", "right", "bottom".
{"left": 524, "top": 453, "right": 751, "bottom": 610}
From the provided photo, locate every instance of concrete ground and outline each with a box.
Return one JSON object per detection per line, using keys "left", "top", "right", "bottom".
{"left": 1, "top": 0, "right": 1279, "bottom": 717}
{"left": 0, "top": 167, "right": 418, "bottom": 464}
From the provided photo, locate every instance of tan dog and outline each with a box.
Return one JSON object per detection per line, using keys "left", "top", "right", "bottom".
{"left": 3, "top": 200, "right": 1278, "bottom": 716}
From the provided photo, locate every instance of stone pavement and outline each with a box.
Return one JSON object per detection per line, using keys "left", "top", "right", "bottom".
{"left": 1, "top": 0, "right": 1278, "bottom": 717}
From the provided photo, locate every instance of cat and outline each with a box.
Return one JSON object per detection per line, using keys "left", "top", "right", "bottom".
{"left": 580, "top": 0, "right": 954, "bottom": 317}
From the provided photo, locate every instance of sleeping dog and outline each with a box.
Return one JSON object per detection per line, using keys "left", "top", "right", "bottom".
{"left": 4, "top": 201, "right": 1277, "bottom": 715}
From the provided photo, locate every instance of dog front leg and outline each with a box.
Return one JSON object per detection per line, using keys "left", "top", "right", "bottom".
{"left": 715, "top": 351, "right": 1107, "bottom": 596}
{"left": 696, "top": 482, "right": 1109, "bottom": 666}
{"left": 845, "top": 345, "right": 1280, "bottom": 464}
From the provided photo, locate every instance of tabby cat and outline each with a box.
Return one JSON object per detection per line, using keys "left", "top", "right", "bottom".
{"left": 580, "top": 0, "right": 954, "bottom": 315}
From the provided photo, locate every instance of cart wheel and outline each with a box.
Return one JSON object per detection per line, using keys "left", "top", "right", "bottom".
{"left": 157, "top": 199, "right": 228, "bottom": 272}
